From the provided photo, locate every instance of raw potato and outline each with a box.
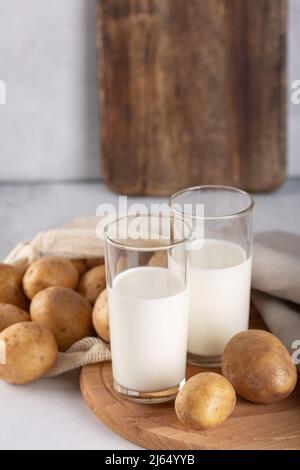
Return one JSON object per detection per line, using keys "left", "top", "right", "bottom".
{"left": 222, "top": 330, "right": 298, "bottom": 404}
{"left": 116, "top": 255, "right": 128, "bottom": 273}
{"left": 78, "top": 265, "right": 106, "bottom": 305}
{"left": 71, "top": 259, "right": 88, "bottom": 277}
{"left": 9, "top": 259, "right": 29, "bottom": 277}
{"left": 0, "top": 263, "right": 28, "bottom": 310}
{"left": 175, "top": 372, "right": 236, "bottom": 430}
{"left": 30, "top": 286, "right": 93, "bottom": 351}
{"left": 0, "top": 322, "right": 58, "bottom": 385}
{"left": 23, "top": 256, "right": 79, "bottom": 300}
{"left": 86, "top": 257, "right": 105, "bottom": 269}
{"left": 93, "top": 289, "right": 110, "bottom": 343}
{"left": 0, "top": 304, "right": 30, "bottom": 333}
{"left": 148, "top": 251, "right": 167, "bottom": 267}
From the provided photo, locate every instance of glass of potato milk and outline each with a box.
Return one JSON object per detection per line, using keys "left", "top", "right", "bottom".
{"left": 169, "top": 186, "right": 254, "bottom": 368}
{"left": 104, "top": 214, "right": 192, "bottom": 403}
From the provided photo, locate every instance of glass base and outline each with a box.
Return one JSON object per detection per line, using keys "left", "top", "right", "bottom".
{"left": 187, "top": 352, "right": 221, "bottom": 368}
{"left": 113, "top": 379, "right": 185, "bottom": 404}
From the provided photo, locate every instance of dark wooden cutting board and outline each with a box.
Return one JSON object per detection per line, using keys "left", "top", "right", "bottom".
{"left": 97, "top": 0, "right": 287, "bottom": 196}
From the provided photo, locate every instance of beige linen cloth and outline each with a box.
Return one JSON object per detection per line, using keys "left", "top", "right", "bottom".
{"left": 4, "top": 218, "right": 300, "bottom": 376}
{"left": 252, "top": 231, "right": 300, "bottom": 373}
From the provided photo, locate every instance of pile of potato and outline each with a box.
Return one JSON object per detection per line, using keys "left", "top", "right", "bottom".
{"left": 0, "top": 256, "right": 109, "bottom": 385}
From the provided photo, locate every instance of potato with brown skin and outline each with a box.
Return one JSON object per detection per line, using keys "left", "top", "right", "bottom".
{"left": 148, "top": 251, "right": 167, "bottom": 267}
{"left": 175, "top": 372, "right": 236, "bottom": 430}
{"left": 10, "top": 259, "right": 29, "bottom": 276}
{"left": 0, "top": 322, "right": 58, "bottom": 384}
{"left": 23, "top": 256, "right": 79, "bottom": 300}
{"left": 93, "top": 289, "right": 110, "bottom": 343}
{"left": 78, "top": 265, "right": 106, "bottom": 305}
{"left": 222, "top": 330, "right": 298, "bottom": 404}
{"left": 30, "top": 286, "right": 93, "bottom": 351}
{"left": 0, "top": 304, "right": 30, "bottom": 332}
{"left": 0, "top": 264, "right": 28, "bottom": 310}
{"left": 116, "top": 256, "right": 128, "bottom": 273}
{"left": 71, "top": 259, "right": 88, "bottom": 277}
{"left": 86, "top": 257, "right": 105, "bottom": 269}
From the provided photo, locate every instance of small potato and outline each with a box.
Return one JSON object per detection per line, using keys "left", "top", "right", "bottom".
{"left": 71, "top": 259, "right": 88, "bottom": 277}
{"left": 116, "top": 256, "right": 128, "bottom": 273}
{"left": 0, "top": 322, "right": 58, "bottom": 385}
{"left": 0, "top": 264, "right": 28, "bottom": 310}
{"left": 9, "top": 260, "right": 29, "bottom": 277}
{"left": 23, "top": 256, "right": 79, "bottom": 300}
{"left": 93, "top": 289, "right": 110, "bottom": 343}
{"left": 148, "top": 251, "right": 167, "bottom": 267}
{"left": 78, "top": 265, "right": 106, "bottom": 305}
{"left": 0, "top": 304, "right": 30, "bottom": 333}
{"left": 175, "top": 372, "right": 236, "bottom": 430}
{"left": 86, "top": 257, "right": 105, "bottom": 269}
{"left": 30, "top": 286, "right": 93, "bottom": 351}
{"left": 222, "top": 330, "right": 298, "bottom": 404}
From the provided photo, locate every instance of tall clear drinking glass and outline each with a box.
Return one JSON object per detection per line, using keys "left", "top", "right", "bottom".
{"left": 169, "top": 186, "right": 254, "bottom": 367}
{"left": 104, "top": 214, "right": 192, "bottom": 403}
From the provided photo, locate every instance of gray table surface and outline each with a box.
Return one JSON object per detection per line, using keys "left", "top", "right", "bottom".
{"left": 0, "top": 179, "right": 299, "bottom": 450}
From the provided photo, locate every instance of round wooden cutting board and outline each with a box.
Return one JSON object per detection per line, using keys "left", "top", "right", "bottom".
{"left": 80, "top": 312, "right": 300, "bottom": 450}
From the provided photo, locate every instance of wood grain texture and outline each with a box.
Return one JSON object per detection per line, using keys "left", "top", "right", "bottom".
{"left": 97, "top": 0, "right": 287, "bottom": 195}
{"left": 80, "top": 308, "right": 300, "bottom": 450}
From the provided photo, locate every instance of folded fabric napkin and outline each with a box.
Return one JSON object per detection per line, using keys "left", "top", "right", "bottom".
{"left": 45, "top": 337, "right": 111, "bottom": 378}
{"left": 252, "top": 231, "right": 300, "bottom": 372}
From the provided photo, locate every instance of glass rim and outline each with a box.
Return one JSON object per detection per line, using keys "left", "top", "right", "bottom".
{"left": 104, "top": 213, "right": 194, "bottom": 252}
{"left": 169, "top": 185, "right": 255, "bottom": 221}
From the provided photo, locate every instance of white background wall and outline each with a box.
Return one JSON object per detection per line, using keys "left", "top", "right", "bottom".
{"left": 0, "top": 0, "right": 299, "bottom": 181}
{"left": 0, "top": 0, "right": 101, "bottom": 181}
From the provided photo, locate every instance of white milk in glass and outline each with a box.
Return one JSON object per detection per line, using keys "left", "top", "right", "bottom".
{"left": 108, "top": 266, "right": 188, "bottom": 392}
{"left": 170, "top": 239, "right": 251, "bottom": 358}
